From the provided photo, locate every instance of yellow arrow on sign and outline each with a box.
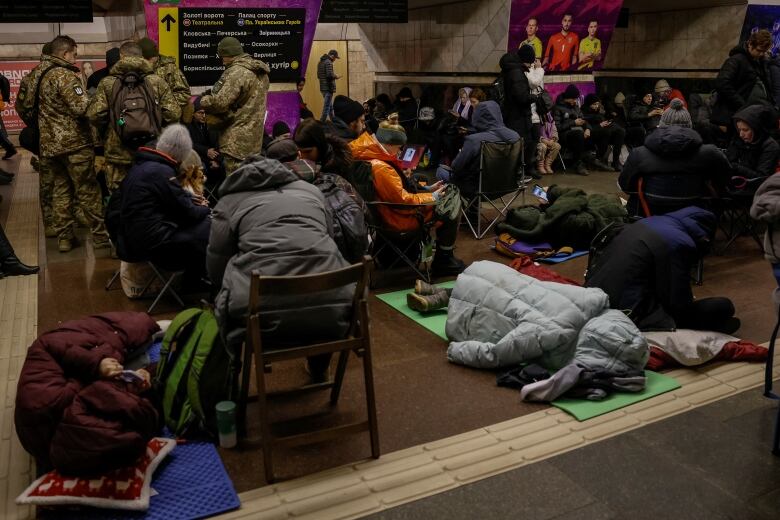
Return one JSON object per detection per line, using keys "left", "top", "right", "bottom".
{"left": 158, "top": 7, "right": 179, "bottom": 66}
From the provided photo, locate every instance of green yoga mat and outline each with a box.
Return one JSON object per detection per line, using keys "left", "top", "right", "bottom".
{"left": 376, "top": 286, "right": 681, "bottom": 421}
{"left": 375, "top": 281, "right": 456, "bottom": 341}
{"left": 552, "top": 370, "right": 681, "bottom": 421}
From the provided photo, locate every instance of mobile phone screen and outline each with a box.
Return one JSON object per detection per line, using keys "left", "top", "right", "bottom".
{"left": 532, "top": 184, "right": 548, "bottom": 202}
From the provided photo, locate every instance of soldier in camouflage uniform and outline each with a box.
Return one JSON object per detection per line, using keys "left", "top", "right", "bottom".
{"left": 16, "top": 41, "right": 56, "bottom": 237}
{"left": 138, "top": 37, "right": 191, "bottom": 110}
{"left": 87, "top": 42, "right": 181, "bottom": 191}
{"left": 200, "top": 37, "right": 270, "bottom": 175}
{"left": 37, "top": 36, "right": 109, "bottom": 252}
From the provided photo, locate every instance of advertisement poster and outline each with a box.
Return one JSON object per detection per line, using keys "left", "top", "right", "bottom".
{"left": 508, "top": 0, "right": 623, "bottom": 73}
{"left": 1, "top": 59, "right": 104, "bottom": 133}
{"left": 145, "top": 0, "right": 321, "bottom": 134}
{"left": 740, "top": 4, "right": 780, "bottom": 54}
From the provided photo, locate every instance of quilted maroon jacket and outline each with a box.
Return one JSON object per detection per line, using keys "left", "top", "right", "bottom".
{"left": 15, "top": 312, "right": 160, "bottom": 476}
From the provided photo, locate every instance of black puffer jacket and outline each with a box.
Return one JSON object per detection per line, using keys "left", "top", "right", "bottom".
{"left": 712, "top": 45, "right": 770, "bottom": 126}
{"left": 499, "top": 50, "right": 534, "bottom": 136}
{"left": 553, "top": 95, "right": 591, "bottom": 134}
{"left": 317, "top": 54, "right": 336, "bottom": 92}
{"left": 727, "top": 104, "right": 780, "bottom": 195}
{"left": 207, "top": 156, "right": 352, "bottom": 341}
{"left": 619, "top": 126, "right": 730, "bottom": 215}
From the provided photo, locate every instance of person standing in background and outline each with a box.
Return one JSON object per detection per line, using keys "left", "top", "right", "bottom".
{"left": 0, "top": 71, "right": 17, "bottom": 160}
{"left": 317, "top": 50, "right": 339, "bottom": 122}
{"left": 520, "top": 18, "right": 543, "bottom": 60}
{"left": 138, "top": 37, "right": 191, "bottom": 111}
{"left": 544, "top": 13, "right": 580, "bottom": 71}
{"left": 578, "top": 20, "right": 602, "bottom": 70}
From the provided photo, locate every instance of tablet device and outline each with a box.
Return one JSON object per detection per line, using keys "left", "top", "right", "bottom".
{"left": 399, "top": 145, "right": 426, "bottom": 170}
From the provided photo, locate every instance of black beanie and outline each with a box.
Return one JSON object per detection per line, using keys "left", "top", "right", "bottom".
{"left": 583, "top": 93, "right": 600, "bottom": 107}
{"left": 272, "top": 121, "right": 291, "bottom": 138}
{"left": 518, "top": 44, "right": 536, "bottom": 64}
{"left": 333, "top": 95, "right": 364, "bottom": 124}
{"left": 398, "top": 87, "right": 413, "bottom": 99}
{"left": 563, "top": 84, "right": 580, "bottom": 100}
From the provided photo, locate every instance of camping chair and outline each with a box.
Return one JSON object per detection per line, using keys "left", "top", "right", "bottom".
{"left": 367, "top": 201, "right": 437, "bottom": 283}
{"left": 237, "top": 256, "right": 379, "bottom": 482}
{"left": 717, "top": 185, "right": 765, "bottom": 255}
{"left": 461, "top": 139, "right": 525, "bottom": 239}
{"left": 105, "top": 261, "right": 185, "bottom": 315}
{"left": 765, "top": 290, "right": 780, "bottom": 456}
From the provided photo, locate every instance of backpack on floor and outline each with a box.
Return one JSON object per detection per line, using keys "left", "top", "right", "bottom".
{"left": 584, "top": 220, "right": 627, "bottom": 282}
{"left": 110, "top": 71, "right": 162, "bottom": 149}
{"left": 154, "top": 308, "right": 231, "bottom": 438}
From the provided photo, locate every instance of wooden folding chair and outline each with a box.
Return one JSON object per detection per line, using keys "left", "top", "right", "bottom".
{"left": 238, "top": 256, "right": 380, "bottom": 482}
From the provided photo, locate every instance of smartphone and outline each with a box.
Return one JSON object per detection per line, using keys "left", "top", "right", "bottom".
{"left": 532, "top": 184, "right": 548, "bottom": 202}
{"left": 119, "top": 370, "right": 145, "bottom": 383}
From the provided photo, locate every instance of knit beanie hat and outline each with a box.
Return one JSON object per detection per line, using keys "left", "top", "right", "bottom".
{"left": 563, "top": 84, "right": 580, "bottom": 100}
{"left": 217, "top": 37, "right": 244, "bottom": 58}
{"left": 517, "top": 44, "right": 536, "bottom": 64}
{"left": 272, "top": 120, "right": 291, "bottom": 138}
{"left": 654, "top": 79, "right": 671, "bottom": 93}
{"left": 659, "top": 98, "right": 692, "bottom": 128}
{"left": 583, "top": 93, "right": 600, "bottom": 108}
{"left": 266, "top": 137, "right": 299, "bottom": 163}
{"left": 376, "top": 115, "right": 407, "bottom": 146}
{"left": 614, "top": 91, "right": 626, "bottom": 107}
{"left": 333, "top": 95, "right": 364, "bottom": 124}
{"left": 138, "top": 37, "right": 159, "bottom": 59}
{"left": 156, "top": 124, "right": 193, "bottom": 163}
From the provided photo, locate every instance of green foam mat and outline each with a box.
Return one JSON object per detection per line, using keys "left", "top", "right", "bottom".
{"left": 375, "top": 281, "right": 456, "bottom": 341}
{"left": 552, "top": 370, "right": 681, "bottom": 421}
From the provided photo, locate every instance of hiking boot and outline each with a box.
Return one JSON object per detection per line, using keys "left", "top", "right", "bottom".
{"left": 44, "top": 226, "right": 57, "bottom": 238}
{"left": 415, "top": 279, "right": 441, "bottom": 295}
{"left": 406, "top": 291, "right": 450, "bottom": 313}
{"left": 431, "top": 249, "right": 466, "bottom": 277}
{"left": 575, "top": 162, "right": 589, "bottom": 176}
{"left": 58, "top": 237, "right": 78, "bottom": 253}
{"left": 74, "top": 211, "right": 89, "bottom": 228}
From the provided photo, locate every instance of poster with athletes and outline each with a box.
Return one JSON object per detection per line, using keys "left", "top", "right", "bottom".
{"left": 508, "top": 0, "right": 623, "bottom": 73}
{"left": 0, "top": 59, "right": 104, "bottom": 133}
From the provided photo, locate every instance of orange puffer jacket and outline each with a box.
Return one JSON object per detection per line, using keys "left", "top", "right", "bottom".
{"left": 349, "top": 132, "right": 434, "bottom": 232}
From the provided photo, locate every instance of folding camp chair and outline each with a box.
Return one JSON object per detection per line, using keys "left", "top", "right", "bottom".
{"left": 105, "top": 261, "right": 185, "bottom": 315}
{"left": 461, "top": 140, "right": 526, "bottom": 239}
{"left": 765, "top": 299, "right": 780, "bottom": 456}
{"left": 716, "top": 194, "right": 764, "bottom": 255}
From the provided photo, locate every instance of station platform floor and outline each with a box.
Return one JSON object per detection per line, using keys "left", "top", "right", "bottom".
{"left": 1, "top": 150, "right": 778, "bottom": 519}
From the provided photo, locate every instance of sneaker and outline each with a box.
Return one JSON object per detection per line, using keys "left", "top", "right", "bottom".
{"left": 58, "top": 237, "right": 76, "bottom": 252}
{"left": 406, "top": 291, "right": 450, "bottom": 313}
{"left": 431, "top": 251, "right": 466, "bottom": 277}
{"left": 415, "top": 279, "right": 440, "bottom": 295}
{"left": 575, "top": 163, "right": 590, "bottom": 176}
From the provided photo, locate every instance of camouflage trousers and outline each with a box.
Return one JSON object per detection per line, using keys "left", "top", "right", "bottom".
{"left": 34, "top": 156, "right": 55, "bottom": 230}
{"left": 223, "top": 155, "right": 244, "bottom": 176}
{"left": 40, "top": 148, "right": 109, "bottom": 242}
{"left": 104, "top": 161, "right": 130, "bottom": 192}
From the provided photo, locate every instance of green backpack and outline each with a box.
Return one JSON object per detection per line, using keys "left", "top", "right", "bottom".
{"left": 154, "top": 308, "right": 231, "bottom": 438}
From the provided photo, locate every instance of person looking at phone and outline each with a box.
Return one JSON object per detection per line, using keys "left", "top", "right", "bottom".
{"left": 350, "top": 114, "right": 465, "bottom": 276}
{"left": 629, "top": 92, "right": 664, "bottom": 133}
{"left": 582, "top": 94, "right": 626, "bottom": 172}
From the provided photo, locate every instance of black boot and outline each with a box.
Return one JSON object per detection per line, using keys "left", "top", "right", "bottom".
{"left": 0, "top": 226, "right": 39, "bottom": 278}
{"left": 431, "top": 248, "right": 466, "bottom": 277}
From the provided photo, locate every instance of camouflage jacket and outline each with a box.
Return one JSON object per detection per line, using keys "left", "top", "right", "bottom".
{"left": 38, "top": 55, "right": 92, "bottom": 158}
{"left": 87, "top": 56, "right": 181, "bottom": 165}
{"left": 15, "top": 56, "right": 49, "bottom": 127}
{"left": 155, "top": 54, "right": 191, "bottom": 109}
{"left": 200, "top": 54, "right": 270, "bottom": 161}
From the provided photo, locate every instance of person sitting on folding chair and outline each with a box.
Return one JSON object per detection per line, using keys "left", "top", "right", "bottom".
{"left": 751, "top": 174, "right": 780, "bottom": 307}
{"left": 436, "top": 101, "right": 520, "bottom": 197}
{"left": 726, "top": 104, "right": 780, "bottom": 197}
{"left": 207, "top": 154, "right": 353, "bottom": 383}
{"left": 117, "top": 125, "right": 211, "bottom": 284}
{"left": 187, "top": 96, "right": 225, "bottom": 200}
{"left": 350, "top": 114, "right": 466, "bottom": 277}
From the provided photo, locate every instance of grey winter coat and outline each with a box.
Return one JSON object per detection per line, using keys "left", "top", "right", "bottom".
{"left": 751, "top": 173, "right": 780, "bottom": 264}
{"left": 446, "top": 261, "right": 647, "bottom": 370}
{"left": 207, "top": 156, "right": 353, "bottom": 343}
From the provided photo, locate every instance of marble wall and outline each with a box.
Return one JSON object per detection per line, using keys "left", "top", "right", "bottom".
{"left": 604, "top": 3, "right": 747, "bottom": 70}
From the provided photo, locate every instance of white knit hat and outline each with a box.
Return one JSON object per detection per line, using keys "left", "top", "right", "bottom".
{"left": 156, "top": 124, "right": 193, "bottom": 163}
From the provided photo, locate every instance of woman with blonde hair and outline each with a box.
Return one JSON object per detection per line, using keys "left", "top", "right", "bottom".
{"left": 349, "top": 114, "right": 465, "bottom": 276}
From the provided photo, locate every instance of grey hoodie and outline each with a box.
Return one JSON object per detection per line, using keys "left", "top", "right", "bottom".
{"left": 207, "top": 156, "right": 352, "bottom": 343}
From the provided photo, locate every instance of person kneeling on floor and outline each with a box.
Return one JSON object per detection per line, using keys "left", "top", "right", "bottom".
{"left": 585, "top": 206, "right": 740, "bottom": 334}
{"left": 350, "top": 114, "right": 466, "bottom": 277}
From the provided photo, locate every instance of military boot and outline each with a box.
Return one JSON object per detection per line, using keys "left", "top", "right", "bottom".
{"left": 58, "top": 237, "right": 79, "bottom": 253}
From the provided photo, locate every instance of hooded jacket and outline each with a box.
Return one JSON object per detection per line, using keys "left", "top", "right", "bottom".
{"left": 349, "top": 132, "right": 435, "bottom": 232}
{"left": 619, "top": 126, "right": 730, "bottom": 215}
{"left": 117, "top": 148, "right": 210, "bottom": 261}
{"left": 200, "top": 54, "right": 270, "bottom": 161}
{"left": 712, "top": 45, "right": 770, "bottom": 126}
{"left": 207, "top": 156, "right": 352, "bottom": 340}
{"left": 15, "top": 312, "right": 159, "bottom": 476}
{"left": 726, "top": 105, "right": 780, "bottom": 194}
{"left": 87, "top": 57, "right": 181, "bottom": 165}
{"left": 499, "top": 50, "right": 534, "bottom": 135}
{"left": 553, "top": 94, "right": 591, "bottom": 134}
{"left": 751, "top": 174, "right": 780, "bottom": 264}
{"left": 585, "top": 207, "right": 716, "bottom": 331}
{"left": 450, "top": 101, "right": 520, "bottom": 195}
